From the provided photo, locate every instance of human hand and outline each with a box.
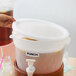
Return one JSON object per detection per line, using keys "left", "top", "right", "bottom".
{"left": 0, "top": 14, "right": 15, "bottom": 28}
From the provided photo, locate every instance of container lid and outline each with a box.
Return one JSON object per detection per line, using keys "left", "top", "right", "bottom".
{"left": 12, "top": 18, "right": 70, "bottom": 53}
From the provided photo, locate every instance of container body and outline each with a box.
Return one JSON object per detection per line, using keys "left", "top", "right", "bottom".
{"left": 0, "top": 0, "right": 16, "bottom": 61}
{"left": 16, "top": 48, "right": 64, "bottom": 74}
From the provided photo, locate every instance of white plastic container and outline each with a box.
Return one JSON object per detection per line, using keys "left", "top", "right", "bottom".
{"left": 12, "top": 19, "right": 70, "bottom": 74}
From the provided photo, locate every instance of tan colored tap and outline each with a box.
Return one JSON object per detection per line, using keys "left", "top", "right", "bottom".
{"left": 26, "top": 59, "right": 36, "bottom": 76}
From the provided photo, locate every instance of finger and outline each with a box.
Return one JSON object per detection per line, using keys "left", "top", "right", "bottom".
{"left": 6, "top": 16, "right": 16, "bottom": 22}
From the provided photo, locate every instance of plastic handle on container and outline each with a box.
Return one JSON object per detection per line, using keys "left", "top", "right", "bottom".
{"left": 26, "top": 59, "right": 36, "bottom": 76}
{"left": 65, "top": 37, "right": 71, "bottom": 45}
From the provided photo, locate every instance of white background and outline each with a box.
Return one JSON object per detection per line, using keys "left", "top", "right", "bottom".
{"left": 0, "top": 0, "right": 76, "bottom": 57}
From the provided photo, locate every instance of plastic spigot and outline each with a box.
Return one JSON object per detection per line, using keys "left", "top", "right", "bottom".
{"left": 26, "top": 59, "right": 36, "bottom": 76}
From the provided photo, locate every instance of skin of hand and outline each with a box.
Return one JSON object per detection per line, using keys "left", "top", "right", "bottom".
{"left": 0, "top": 14, "right": 15, "bottom": 28}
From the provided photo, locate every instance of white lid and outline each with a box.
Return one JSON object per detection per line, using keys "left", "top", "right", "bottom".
{"left": 12, "top": 18, "right": 71, "bottom": 53}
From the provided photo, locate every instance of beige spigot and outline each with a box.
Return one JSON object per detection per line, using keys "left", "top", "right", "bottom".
{"left": 26, "top": 59, "right": 36, "bottom": 76}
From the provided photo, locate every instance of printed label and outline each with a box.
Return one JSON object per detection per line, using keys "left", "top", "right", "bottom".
{"left": 26, "top": 51, "right": 39, "bottom": 57}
